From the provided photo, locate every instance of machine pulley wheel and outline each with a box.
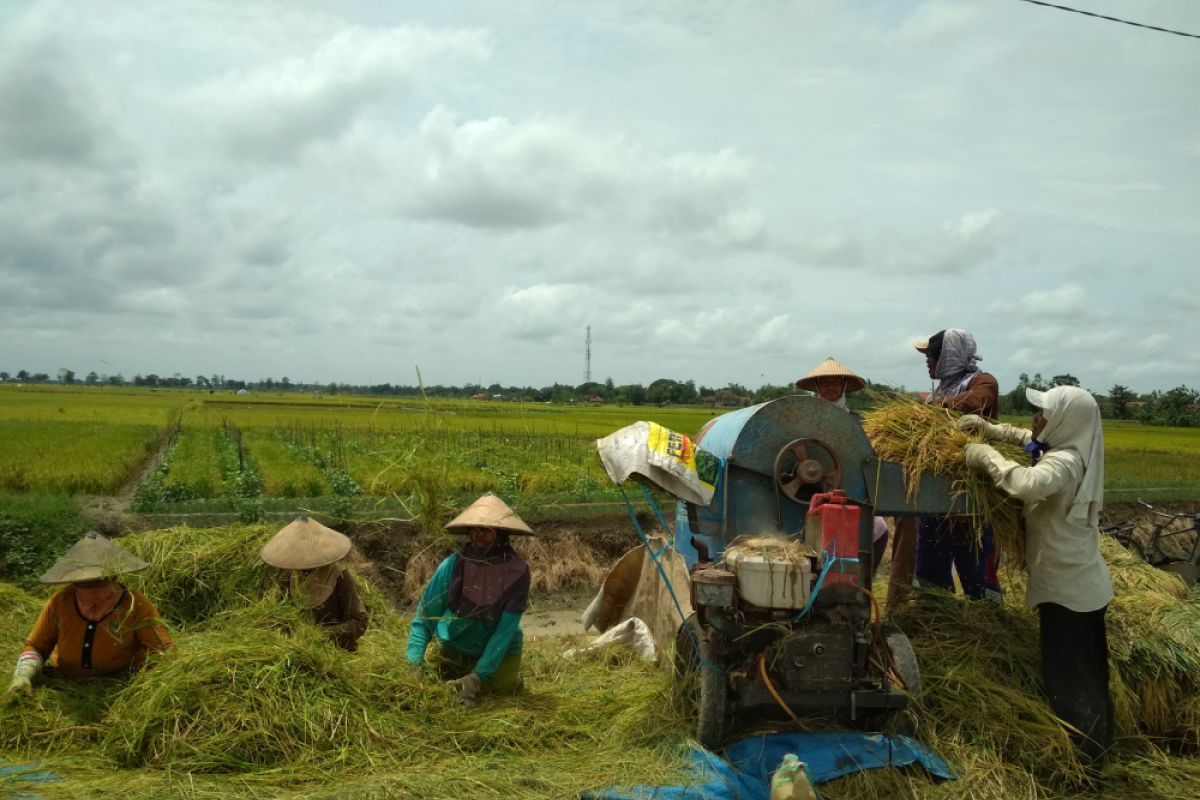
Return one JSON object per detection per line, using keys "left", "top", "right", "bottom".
{"left": 773, "top": 437, "right": 843, "bottom": 503}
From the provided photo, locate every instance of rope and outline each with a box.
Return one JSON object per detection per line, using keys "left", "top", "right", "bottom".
{"left": 617, "top": 485, "right": 722, "bottom": 674}
{"left": 793, "top": 540, "right": 859, "bottom": 622}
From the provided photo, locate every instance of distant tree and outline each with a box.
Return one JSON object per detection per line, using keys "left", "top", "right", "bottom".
{"left": 0, "top": 371, "right": 8, "bottom": 381}
{"left": 107, "top": 373, "right": 124, "bottom": 386}
{"left": 31, "top": 373, "right": 49, "bottom": 382}
{"left": 754, "top": 384, "right": 792, "bottom": 401}
{"left": 1050, "top": 374, "right": 1080, "bottom": 387}
{"left": 646, "top": 378, "right": 679, "bottom": 405}
{"left": 1001, "top": 372, "right": 1047, "bottom": 415}
{"left": 1107, "top": 384, "right": 1136, "bottom": 420}
{"left": 675, "top": 380, "right": 698, "bottom": 404}
{"left": 57, "top": 368, "right": 75, "bottom": 384}
{"left": 16, "top": 370, "right": 29, "bottom": 381}
{"left": 85, "top": 371, "right": 99, "bottom": 385}
{"left": 280, "top": 376, "right": 291, "bottom": 390}
{"left": 575, "top": 381, "right": 607, "bottom": 399}
{"left": 616, "top": 384, "right": 647, "bottom": 405}
{"left": 1145, "top": 385, "right": 1199, "bottom": 427}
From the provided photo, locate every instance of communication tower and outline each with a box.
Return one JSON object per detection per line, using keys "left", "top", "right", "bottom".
{"left": 584, "top": 326, "right": 592, "bottom": 383}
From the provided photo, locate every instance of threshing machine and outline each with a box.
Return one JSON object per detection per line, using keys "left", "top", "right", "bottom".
{"left": 654, "top": 394, "right": 965, "bottom": 748}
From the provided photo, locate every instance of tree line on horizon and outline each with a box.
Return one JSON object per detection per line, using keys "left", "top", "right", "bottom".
{"left": 2, "top": 368, "right": 1197, "bottom": 427}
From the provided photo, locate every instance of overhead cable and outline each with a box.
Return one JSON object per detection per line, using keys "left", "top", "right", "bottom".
{"left": 1016, "top": 0, "right": 1200, "bottom": 40}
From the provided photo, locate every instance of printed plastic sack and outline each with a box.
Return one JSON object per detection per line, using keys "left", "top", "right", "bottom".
{"left": 595, "top": 421, "right": 716, "bottom": 506}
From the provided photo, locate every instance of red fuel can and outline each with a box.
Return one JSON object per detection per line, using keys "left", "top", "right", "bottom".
{"left": 806, "top": 490, "right": 860, "bottom": 588}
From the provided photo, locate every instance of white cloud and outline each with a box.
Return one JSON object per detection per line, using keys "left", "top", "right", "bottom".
{"left": 885, "top": 210, "right": 1004, "bottom": 274}
{"left": 395, "top": 107, "right": 754, "bottom": 229}
{"left": 496, "top": 283, "right": 586, "bottom": 339}
{"left": 749, "top": 315, "right": 792, "bottom": 350}
{"left": 1167, "top": 287, "right": 1200, "bottom": 311}
{"left": 1016, "top": 283, "right": 1088, "bottom": 318}
{"left": 195, "top": 26, "right": 491, "bottom": 157}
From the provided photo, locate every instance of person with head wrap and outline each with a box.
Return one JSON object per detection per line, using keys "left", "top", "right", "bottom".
{"left": 406, "top": 493, "right": 533, "bottom": 708}
{"left": 260, "top": 516, "right": 368, "bottom": 652}
{"left": 2, "top": 532, "right": 174, "bottom": 704}
{"left": 957, "top": 386, "right": 1113, "bottom": 764}
{"left": 903, "top": 329, "right": 1002, "bottom": 602}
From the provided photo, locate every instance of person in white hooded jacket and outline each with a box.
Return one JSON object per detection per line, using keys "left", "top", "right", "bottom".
{"left": 957, "top": 385, "right": 1113, "bottom": 764}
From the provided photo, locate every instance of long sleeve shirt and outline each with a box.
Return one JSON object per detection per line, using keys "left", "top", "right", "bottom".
{"left": 933, "top": 372, "right": 1000, "bottom": 420}
{"left": 309, "top": 569, "right": 369, "bottom": 652}
{"left": 405, "top": 554, "right": 524, "bottom": 679}
{"left": 973, "top": 424, "right": 1113, "bottom": 612}
{"left": 24, "top": 586, "right": 174, "bottom": 678}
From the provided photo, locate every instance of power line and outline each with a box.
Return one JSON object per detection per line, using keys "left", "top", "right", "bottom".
{"left": 1016, "top": 0, "right": 1200, "bottom": 40}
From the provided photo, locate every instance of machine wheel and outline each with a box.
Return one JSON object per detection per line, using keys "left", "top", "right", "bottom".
{"left": 882, "top": 621, "right": 922, "bottom": 700}
{"left": 674, "top": 614, "right": 728, "bottom": 751}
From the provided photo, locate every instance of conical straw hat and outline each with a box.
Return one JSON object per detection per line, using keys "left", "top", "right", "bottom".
{"left": 795, "top": 357, "right": 866, "bottom": 393}
{"left": 260, "top": 516, "right": 352, "bottom": 570}
{"left": 445, "top": 493, "right": 534, "bottom": 535}
{"left": 39, "top": 531, "right": 149, "bottom": 584}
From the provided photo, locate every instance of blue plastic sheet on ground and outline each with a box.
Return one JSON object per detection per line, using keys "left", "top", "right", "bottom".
{"left": 1, "top": 761, "right": 61, "bottom": 800}
{"left": 587, "top": 732, "right": 954, "bottom": 800}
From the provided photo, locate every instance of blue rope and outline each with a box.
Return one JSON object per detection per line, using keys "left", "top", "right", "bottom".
{"left": 617, "top": 485, "right": 722, "bottom": 673}
{"left": 794, "top": 540, "right": 859, "bottom": 622}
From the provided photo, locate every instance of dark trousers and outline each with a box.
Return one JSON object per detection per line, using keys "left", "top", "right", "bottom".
{"left": 1039, "top": 603, "right": 1113, "bottom": 764}
{"left": 915, "top": 516, "right": 1001, "bottom": 600}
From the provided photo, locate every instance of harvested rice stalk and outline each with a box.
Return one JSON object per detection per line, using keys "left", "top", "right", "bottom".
{"left": 862, "top": 393, "right": 1026, "bottom": 563}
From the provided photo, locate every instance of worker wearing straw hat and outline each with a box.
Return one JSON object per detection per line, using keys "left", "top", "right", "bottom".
{"left": 796, "top": 357, "right": 890, "bottom": 568}
{"left": 958, "top": 386, "right": 1113, "bottom": 764}
{"left": 795, "top": 356, "right": 866, "bottom": 411}
{"left": 406, "top": 493, "right": 533, "bottom": 708}
{"left": 890, "top": 329, "right": 1002, "bottom": 606}
{"left": 2, "top": 532, "right": 173, "bottom": 704}
{"left": 260, "top": 516, "right": 368, "bottom": 652}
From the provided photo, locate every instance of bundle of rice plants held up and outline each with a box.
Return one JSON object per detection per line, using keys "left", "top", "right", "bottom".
{"left": 862, "top": 393, "right": 1027, "bottom": 563}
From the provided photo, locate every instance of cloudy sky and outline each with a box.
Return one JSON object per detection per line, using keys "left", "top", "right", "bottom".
{"left": 2, "top": 1, "right": 1198, "bottom": 394}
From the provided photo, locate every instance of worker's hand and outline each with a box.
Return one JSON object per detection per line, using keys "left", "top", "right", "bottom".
{"left": 1, "top": 674, "right": 33, "bottom": 705}
{"left": 447, "top": 672, "right": 482, "bottom": 708}
{"left": 964, "top": 443, "right": 992, "bottom": 471}
{"left": 956, "top": 414, "right": 987, "bottom": 434}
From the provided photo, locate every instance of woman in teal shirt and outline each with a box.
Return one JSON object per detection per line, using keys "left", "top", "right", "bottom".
{"left": 406, "top": 493, "right": 533, "bottom": 707}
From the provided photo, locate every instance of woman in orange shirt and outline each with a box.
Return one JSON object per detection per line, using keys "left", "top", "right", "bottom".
{"left": 2, "top": 532, "right": 173, "bottom": 703}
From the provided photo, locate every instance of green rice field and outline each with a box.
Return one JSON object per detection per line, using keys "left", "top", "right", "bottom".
{"left": 1, "top": 385, "right": 1197, "bottom": 511}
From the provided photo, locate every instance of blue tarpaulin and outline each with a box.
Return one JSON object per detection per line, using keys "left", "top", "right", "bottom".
{"left": 1, "top": 761, "right": 61, "bottom": 800}
{"left": 588, "top": 732, "right": 954, "bottom": 799}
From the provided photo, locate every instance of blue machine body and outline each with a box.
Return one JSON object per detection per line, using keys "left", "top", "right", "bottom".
{"left": 673, "top": 394, "right": 964, "bottom": 571}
